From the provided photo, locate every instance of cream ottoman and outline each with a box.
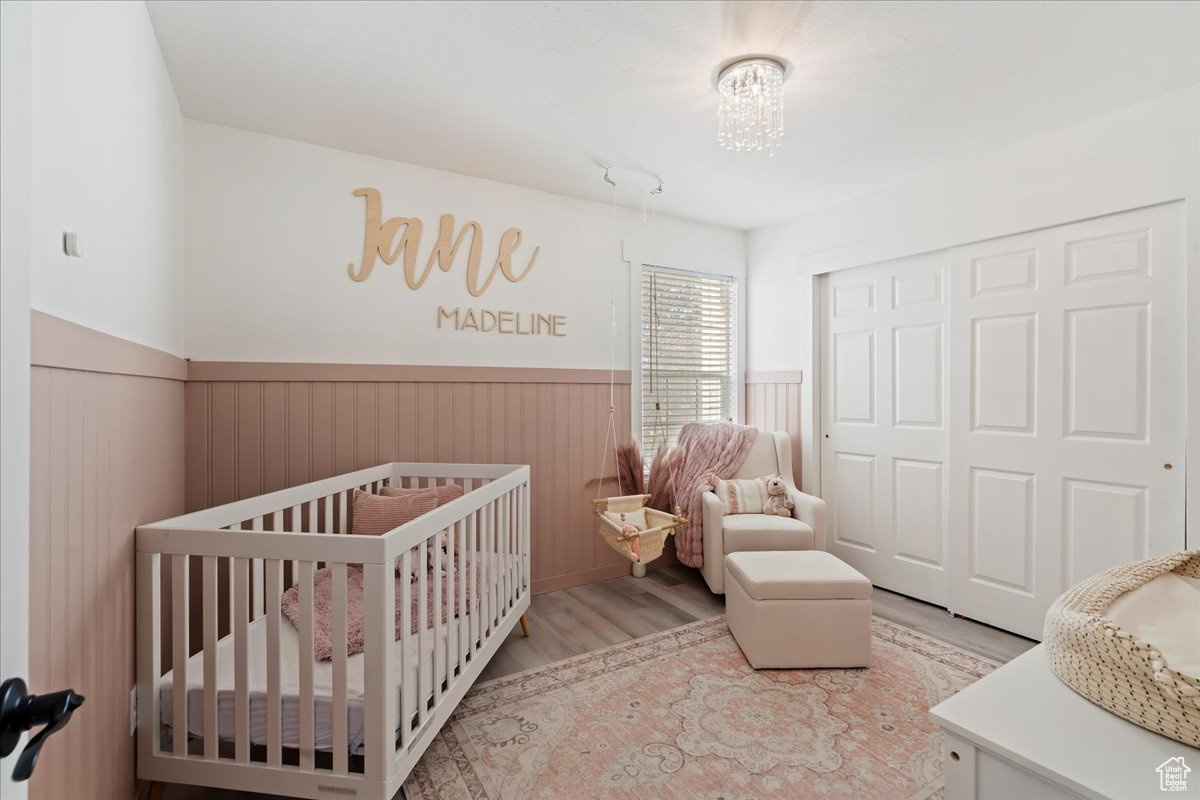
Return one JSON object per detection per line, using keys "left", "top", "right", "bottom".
{"left": 725, "top": 550, "right": 872, "bottom": 669}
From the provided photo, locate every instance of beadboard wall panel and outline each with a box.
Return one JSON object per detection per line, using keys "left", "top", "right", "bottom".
{"left": 745, "top": 372, "right": 804, "bottom": 486}
{"left": 185, "top": 379, "right": 638, "bottom": 594}
{"left": 27, "top": 365, "right": 185, "bottom": 800}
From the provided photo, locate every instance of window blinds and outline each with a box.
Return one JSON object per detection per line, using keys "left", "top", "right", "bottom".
{"left": 641, "top": 266, "right": 738, "bottom": 456}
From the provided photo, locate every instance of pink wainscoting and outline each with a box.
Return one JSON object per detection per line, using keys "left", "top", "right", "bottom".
{"left": 28, "top": 315, "right": 186, "bottom": 800}
{"left": 184, "top": 366, "right": 642, "bottom": 594}
{"left": 744, "top": 371, "right": 804, "bottom": 486}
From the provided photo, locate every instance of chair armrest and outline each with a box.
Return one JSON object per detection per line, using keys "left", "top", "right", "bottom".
{"left": 788, "top": 486, "right": 827, "bottom": 551}
{"left": 700, "top": 491, "right": 727, "bottom": 592}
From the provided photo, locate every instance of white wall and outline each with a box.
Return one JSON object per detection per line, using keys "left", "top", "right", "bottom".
{"left": 0, "top": 1, "right": 32, "bottom": 793}
{"left": 746, "top": 87, "right": 1199, "bottom": 372}
{"left": 745, "top": 85, "right": 1200, "bottom": 540}
{"left": 184, "top": 121, "right": 745, "bottom": 369}
{"left": 30, "top": 0, "right": 185, "bottom": 356}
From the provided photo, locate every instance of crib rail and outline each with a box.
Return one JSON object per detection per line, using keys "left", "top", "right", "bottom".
{"left": 136, "top": 462, "right": 531, "bottom": 800}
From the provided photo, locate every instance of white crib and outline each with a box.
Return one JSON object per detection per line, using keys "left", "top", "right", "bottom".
{"left": 136, "top": 462, "right": 531, "bottom": 800}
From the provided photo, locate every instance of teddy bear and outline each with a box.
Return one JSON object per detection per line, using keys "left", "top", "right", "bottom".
{"left": 621, "top": 520, "right": 642, "bottom": 561}
{"left": 761, "top": 474, "right": 795, "bottom": 517}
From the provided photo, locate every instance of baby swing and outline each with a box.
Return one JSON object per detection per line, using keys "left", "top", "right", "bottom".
{"left": 591, "top": 167, "right": 686, "bottom": 577}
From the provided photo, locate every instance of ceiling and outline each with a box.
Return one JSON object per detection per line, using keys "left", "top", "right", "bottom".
{"left": 146, "top": 0, "right": 1199, "bottom": 230}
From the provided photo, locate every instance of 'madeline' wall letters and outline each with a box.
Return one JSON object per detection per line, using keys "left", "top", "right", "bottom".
{"left": 346, "top": 188, "right": 540, "bottom": 297}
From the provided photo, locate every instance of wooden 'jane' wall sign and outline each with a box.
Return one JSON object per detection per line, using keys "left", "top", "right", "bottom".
{"left": 346, "top": 188, "right": 566, "bottom": 336}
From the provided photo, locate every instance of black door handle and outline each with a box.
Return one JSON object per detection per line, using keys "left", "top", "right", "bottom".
{"left": 0, "top": 677, "right": 85, "bottom": 782}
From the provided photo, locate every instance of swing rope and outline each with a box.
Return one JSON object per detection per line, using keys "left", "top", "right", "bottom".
{"left": 595, "top": 179, "right": 622, "bottom": 502}
{"left": 592, "top": 172, "right": 681, "bottom": 519}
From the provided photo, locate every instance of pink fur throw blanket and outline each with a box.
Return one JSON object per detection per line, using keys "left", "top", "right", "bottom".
{"left": 671, "top": 422, "right": 758, "bottom": 569}
{"left": 280, "top": 560, "right": 484, "bottom": 661}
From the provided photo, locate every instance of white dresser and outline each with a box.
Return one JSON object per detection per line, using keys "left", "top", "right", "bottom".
{"left": 930, "top": 645, "right": 1197, "bottom": 800}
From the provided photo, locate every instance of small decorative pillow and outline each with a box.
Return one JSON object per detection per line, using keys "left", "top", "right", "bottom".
{"left": 712, "top": 477, "right": 768, "bottom": 515}
{"left": 381, "top": 484, "right": 465, "bottom": 553}
{"left": 350, "top": 488, "right": 439, "bottom": 535}
{"left": 381, "top": 483, "right": 464, "bottom": 505}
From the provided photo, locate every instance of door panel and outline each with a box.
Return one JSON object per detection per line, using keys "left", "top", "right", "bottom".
{"left": 821, "top": 203, "right": 1186, "bottom": 638}
{"left": 1064, "top": 304, "right": 1147, "bottom": 441}
{"left": 947, "top": 203, "right": 1186, "bottom": 639}
{"left": 823, "top": 253, "right": 949, "bottom": 604}
{"left": 894, "top": 324, "right": 942, "bottom": 427}
{"left": 971, "top": 314, "right": 1037, "bottom": 434}
{"left": 968, "top": 467, "right": 1035, "bottom": 595}
{"left": 893, "top": 458, "right": 943, "bottom": 566}
{"left": 833, "top": 452, "right": 877, "bottom": 552}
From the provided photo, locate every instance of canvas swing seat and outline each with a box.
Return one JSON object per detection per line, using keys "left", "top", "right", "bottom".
{"left": 593, "top": 493, "right": 686, "bottom": 565}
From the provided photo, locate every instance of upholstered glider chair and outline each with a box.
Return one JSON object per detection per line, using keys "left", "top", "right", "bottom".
{"left": 700, "top": 430, "right": 826, "bottom": 594}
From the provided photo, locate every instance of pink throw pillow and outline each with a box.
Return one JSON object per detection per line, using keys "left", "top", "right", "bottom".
{"left": 382, "top": 484, "right": 465, "bottom": 553}
{"left": 380, "top": 483, "right": 464, "bottom": 505}
{"left": 349, "top": 488, "right": 439, "bottom": 535}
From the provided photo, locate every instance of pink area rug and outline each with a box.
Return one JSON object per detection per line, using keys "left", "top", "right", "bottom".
{"left": 404, "top": 616, "right": 997, "bottom": 800}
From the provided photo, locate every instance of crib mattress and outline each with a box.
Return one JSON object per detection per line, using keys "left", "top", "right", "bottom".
{"left": 159, "top": 604, "right": 479, "bottom": 755}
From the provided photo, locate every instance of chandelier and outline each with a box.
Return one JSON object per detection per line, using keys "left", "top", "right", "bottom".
{"left": 717, "top": 57, "right": 786, "bottom": 155}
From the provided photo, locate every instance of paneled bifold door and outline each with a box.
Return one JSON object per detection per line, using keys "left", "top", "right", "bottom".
{"left": 822, "top": 203, "right": 1186, "bottom": 639}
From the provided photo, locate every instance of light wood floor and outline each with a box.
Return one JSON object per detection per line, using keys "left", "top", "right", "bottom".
{"left": 162, "top": 564, "right": 1034, "bottom": 799}
{"left": 482, "top": 564, "right": 1034, "bottom": 683}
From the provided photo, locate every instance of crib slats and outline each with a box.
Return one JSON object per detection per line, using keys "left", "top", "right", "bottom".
{"left": 265, "top": 559, "right": 283, "bottom": 766}
{"left": 299, "top": 560, "right": 315, "bottom": 769}
{"left": 136, "top": 553, "right": 160, "bottom": 757}
{"left": 289, "top": 505, "right": 302, "bottom": 585}
{"left": 417, "top": 539, "right": 429, "bottom": 726}
{"left": 513, "top": 489, "right": 522, "bottom": 604}
{"left": 251, "top": 516, "right": 265, "bottom": 618}
{"left": 400, "top": 548, "right": 413, "bottom": 749}
{"left": 482, "top": 504, "right": 491, "bottom": 639}
{"left": 512, "top": 491, "right": 519, "bottom": 605}
{"left": 493, "top": 499, "right": 501, "bottom": 628}
{"left": 470, "top": 507, "right": 480, "bottom": 654}
{"left": 501, "top": 493, "right": 510, "bottom": 617}
{"left": 516, "top": 491, "right": 520, "bottom": 604}
{"left": 338, "top": 490, "right": 349, "bottom": 533}
{"left": 459, "top": 479, "right": 473, "bottom": 671}
{"left": 233, "top": 557, "right": 250, "bottom": 762}
{"left": 522, "top": 482, "right": 530, "bottom": 595}
{"left": 433, "top": 532, "right": 444, "bottom": 706}
{"left": 511, "top": 487, "right": 519, "bottom": 599}
{"left": 323, "top": 494, "right": 334, "bottom": 536}
{"left": 446, "top": 524, "right": 457, "bottom": 687}
{"left": 492, "top": 496, "right": 501, "bottom": 628}
{"left": 227, "top": 545, "right": 235, "bottom": 635}
{"left": 171, "top": 554, "right": 189, "bottom": 757}
{"left": 362, "top": 562, "right": 394, "bottom": 781}
{"left": 331, "top": 562, "right": 349, "bottom": 774}
{"left": 202, "top": 556, "right": 219, "bottom": 759}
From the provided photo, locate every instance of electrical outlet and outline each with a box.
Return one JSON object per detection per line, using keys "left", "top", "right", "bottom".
{"left": 129, "top": 686, "right": 137, "bottom": 736}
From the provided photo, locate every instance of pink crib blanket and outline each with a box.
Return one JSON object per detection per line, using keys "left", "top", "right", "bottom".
{"left": 280, "top": 560, "right": 485, "bottom": 661}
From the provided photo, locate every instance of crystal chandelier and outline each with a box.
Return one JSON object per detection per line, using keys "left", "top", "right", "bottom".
{"left": 717, "top": 57, "right": 786, "bottom": 155}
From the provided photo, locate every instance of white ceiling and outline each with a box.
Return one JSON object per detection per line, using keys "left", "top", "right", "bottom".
{"left": 146, "top": 0, "right": 1199, "bottom": 230}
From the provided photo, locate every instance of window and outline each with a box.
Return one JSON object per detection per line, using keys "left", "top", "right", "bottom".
{"left": 640, "top": 265, "right": 738, "bottom": 455}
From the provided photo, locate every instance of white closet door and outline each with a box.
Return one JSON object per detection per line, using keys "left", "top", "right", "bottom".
{"left": 947, "top": 203, "right": 1186, "bottom": 639}
{"left": 822, "top": 253, "right": 949, "bottom": 606}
